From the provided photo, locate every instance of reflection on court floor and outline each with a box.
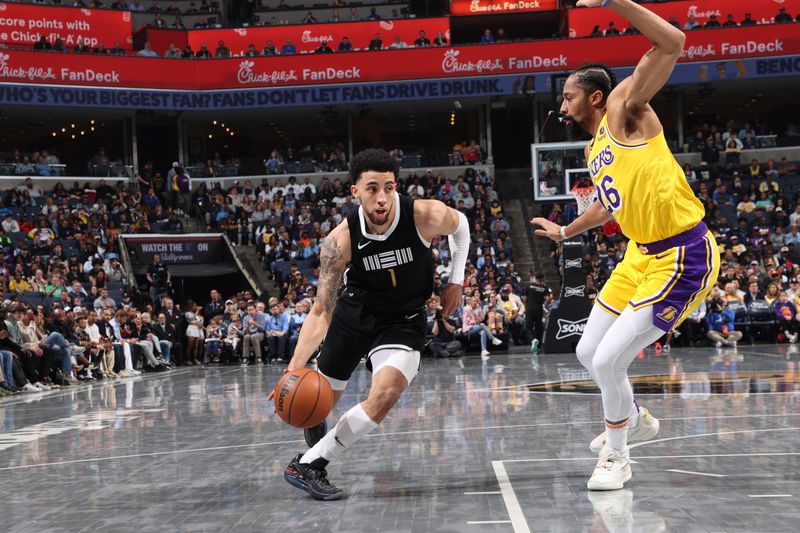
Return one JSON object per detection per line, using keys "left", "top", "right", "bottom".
{"left": 0, "top": 345, "right": 798, "bottom": 531}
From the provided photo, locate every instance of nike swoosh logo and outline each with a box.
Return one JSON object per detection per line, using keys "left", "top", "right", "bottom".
{"left": 654, "top": 253, "right": 670, "bottom": 260}
{"left": 357, "top": 241, "right": 372, "bottom": 250}
{"left": 404, "top": 313, "right": 419, "bottom": 320}
{"left": 334, "top": 436, "right": 345, "bottom": 448}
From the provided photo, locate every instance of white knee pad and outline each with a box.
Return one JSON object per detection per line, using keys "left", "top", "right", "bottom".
{"left": 369, "top": 346, "right": 420, "bottom": 387}
{"left": 319, "top": 372, "right": 349, "bottom": 391}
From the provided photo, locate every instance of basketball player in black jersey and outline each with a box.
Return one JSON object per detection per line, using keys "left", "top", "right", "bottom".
{"left": 273, "top": 149, "right": 469, "bottom": 500}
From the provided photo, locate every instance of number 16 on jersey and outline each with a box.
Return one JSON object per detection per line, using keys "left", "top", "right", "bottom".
{"left": 596, "top": 175, "right": 622, "bottom": 214}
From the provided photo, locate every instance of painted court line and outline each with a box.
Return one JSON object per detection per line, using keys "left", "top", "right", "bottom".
{"left": 464, "top": 491, "right": 502, "bottom": 495}
{"left": 467, "top": 520, "right": 512, "bottom": 525}
{"left": 503, "top": 452, "right": 800, "bottom": 463}
{"left": 492, "top": 461, "right": 531, "bottom": 533}
{"left": 0, "top": 438, "right": 305, "bottom": 471}
{"left": 630, "top": 427, "right": 800, "bottom": 449}
{"left": 748, "top": 494, "right": 793, "bottom": 498}
{"left": 666, "top": 469, "right": 727, "bottom": 478}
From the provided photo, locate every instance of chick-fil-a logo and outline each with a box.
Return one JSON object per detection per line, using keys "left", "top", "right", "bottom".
{"left": 301, "top": 30, "right": 334, "bottom": 44}
{"left": 236, "top": 60, "right": 297, "bottom": 85}
{"left": 0, "top": 53, "right": 56, "bottom": 81}
{"left": 441, "top": 49, "right": 503, "bottom": 74}
{"left": 681, "top": 43, "right": 717, "bottom": 59}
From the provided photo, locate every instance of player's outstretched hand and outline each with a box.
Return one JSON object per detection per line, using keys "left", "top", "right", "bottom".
{"left": 440, "top": 283, "right": 463, "bottom": 317}
{"left": 531, "top": 217, "right": 563, "bottom": 242}
{"left": 576, "top": 0, "right": 605, "bottom": 7}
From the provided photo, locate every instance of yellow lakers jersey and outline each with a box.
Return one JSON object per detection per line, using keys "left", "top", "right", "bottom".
{"left": 587, "top": 114, "right": 705, "bottom": 244}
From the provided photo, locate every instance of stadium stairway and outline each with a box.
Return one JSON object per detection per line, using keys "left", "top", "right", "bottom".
{"left": 230, "top": 244, "right": 272, "bottom": 298}
{"left": 496, "top": 168, "right": 560, "bottom": 294}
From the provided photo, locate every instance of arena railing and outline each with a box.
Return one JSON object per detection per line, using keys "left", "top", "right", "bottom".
{"left": 186, "top": 163, "right": 495, "bottom": 190}
{"left": 0, "top": 164, "right": 493, "bottom": 191}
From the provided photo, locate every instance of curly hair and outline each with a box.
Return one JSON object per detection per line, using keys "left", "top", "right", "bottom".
{"left": 349, "top": 149, "right": 399, "bottom": 183}
{"left": 570, "top": 63, "right": 617, "bottom": 103}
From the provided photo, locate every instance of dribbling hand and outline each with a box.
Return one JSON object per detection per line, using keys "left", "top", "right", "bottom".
{"left": 440, "top": 283, "right": 463, "bottom": 317}
{"left": 530, "top": 217, "right": 564, "bottom": 242}
{"left": 576, "top": 0, "right": 605, "bottom": 7}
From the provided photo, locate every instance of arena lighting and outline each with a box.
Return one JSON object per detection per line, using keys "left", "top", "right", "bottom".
{"left": 51, "top": 132, "right": 56, "bottom": 137}
{"left": 90, "top": 120, "right": 95, "bottom": 124}
{"left": 80, "top": 131, "right": 85, "bottom": 135}
{"left": 71, "top": 124, "right": 76, "bottom": 128}
{"left": 61, "top": 128, "right": 66, "bottom": 132}
{"left": 90, "top": 127, "right": 95, "bottom": 131}
{"left": 213, "top": 120, "right": 218, "bottom": 125}
{"left": 208, "top": 134, "right": 213, "bottom": 138}
{"left": 71, "top": 134, "right": 76, "bottom": 139}
{"left": 221, "top": 123, "right": 225, "bottom": 128}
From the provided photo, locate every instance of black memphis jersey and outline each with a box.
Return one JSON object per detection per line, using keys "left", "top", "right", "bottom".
{"left": 344, "top": 193, "right": 434, "bottom": 313}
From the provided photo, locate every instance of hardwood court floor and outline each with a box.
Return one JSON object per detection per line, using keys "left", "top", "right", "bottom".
{"left": 1, "top": 344, "right": 799, "bottom": 532}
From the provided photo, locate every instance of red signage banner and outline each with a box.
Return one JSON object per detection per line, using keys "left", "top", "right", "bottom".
{"left": 0, "top": 25, "right": 797, "bottom": 90}
{"left": 568, "top": 0, "right": 800, "bottom": 37}
{"left": 0, "top": 3, "right": 133, "bottom": 49}
{"left": 183, "top": 18, "right": 450, "bottom": 57}
{"left": 450, "top": 0, "right": 559, "bottom": 17}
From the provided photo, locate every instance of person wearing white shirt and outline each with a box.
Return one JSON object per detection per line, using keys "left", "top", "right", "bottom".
{"left": 790, "top": 206, "right": 800, "bottom": 227}
{"left": 389, "top": 36, "right": 408, "bottom": 49}
{"left": 2, "top": 215, "right": 20, "bottom": 233}
{"left": 299, "top": 178, "right": 317, "bottom": 196}
{"left": 436, "top": 257, "right": 452, "bottom": 280}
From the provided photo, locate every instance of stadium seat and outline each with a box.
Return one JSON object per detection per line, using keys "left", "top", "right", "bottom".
{"left": 748, "top": 299, "right": 775, "bottom": 341}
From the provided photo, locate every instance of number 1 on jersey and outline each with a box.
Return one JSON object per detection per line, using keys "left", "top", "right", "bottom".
{"left": 388, "top": 268, "right": 397, "bottom": 287}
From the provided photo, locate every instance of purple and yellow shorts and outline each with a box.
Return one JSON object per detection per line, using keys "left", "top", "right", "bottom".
{"left": 596, "top": 222, "right": 721, "bottom": 332}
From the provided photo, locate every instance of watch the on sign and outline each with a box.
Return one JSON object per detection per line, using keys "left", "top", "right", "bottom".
{"left": 450, "top": 0, "right": 559, "bottom": 16}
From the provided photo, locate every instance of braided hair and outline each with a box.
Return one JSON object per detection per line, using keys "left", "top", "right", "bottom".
{"left": 569, "top": 63, "right": 617, "bottom": 103}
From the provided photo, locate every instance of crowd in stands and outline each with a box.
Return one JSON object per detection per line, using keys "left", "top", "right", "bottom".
{"left": 540, "top": 113, "right": 800, "bottom": 351}
{"left": 0, "top": 143, "right": 542, "bottom": 398}
{"left": 583, "top": 5, "right": 800, "bottom": 37}
{"left": 262, "top": 141, "right": 348, "bottom": 175}
{"left": 0, "top": 149, "right": 63, "bottom": 177}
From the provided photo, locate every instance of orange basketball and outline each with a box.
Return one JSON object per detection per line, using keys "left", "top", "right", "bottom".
{"left": 273, "top": 368, "right": 334, "bottom": 428}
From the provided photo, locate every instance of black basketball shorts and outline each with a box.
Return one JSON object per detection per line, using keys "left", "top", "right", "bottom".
{"left": 316, "top": 292, "right": 426, "bottom": 384}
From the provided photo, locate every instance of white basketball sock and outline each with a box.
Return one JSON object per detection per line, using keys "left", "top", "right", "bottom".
{"left": 301, "top": 403, "right": 378, "bottom": 467}
{"left": 605, "top": 419, "right": 629, "bottom": 452}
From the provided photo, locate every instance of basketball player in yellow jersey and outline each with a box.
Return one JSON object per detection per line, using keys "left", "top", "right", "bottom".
{"left": 533, "top": 0, "right": 719, "bottom": 490}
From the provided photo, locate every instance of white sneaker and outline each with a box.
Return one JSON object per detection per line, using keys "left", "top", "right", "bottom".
{"left": 662, "top": 344, "right": 671, "bottom": 353}
{"left": 789, "top": 333, "right": 798, "bottom": 344}
{"left": 480, "top": 349, "right": 490, "bottom": 359}
{"left": 715, "top": 341, "right": 722, "bottom": 348}
{"left": 22, "top": 383, "right": 41, "bottom": 393}
{"left": 587, "top": 446, "right": 631, "bottom": 491}
{"left": 491, "top": 336, "right": 503, "bottom": 346}
{"left": 130, "top": 369, "right": 142, "bottom": 376}
{"left": 590, "top": 407, "right": 660, "bottom": 453}
{"left": 34, "top": 382, "right": 51, "bottom": 391}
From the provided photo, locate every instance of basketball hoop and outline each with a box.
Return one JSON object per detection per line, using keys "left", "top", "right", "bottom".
{"left": 572, "top": 187, "right": 597, "bottom": 215}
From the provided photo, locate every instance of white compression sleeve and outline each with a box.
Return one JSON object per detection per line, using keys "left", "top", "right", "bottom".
{"left": 447, "top": 210, "right": 470, "bottom": 285}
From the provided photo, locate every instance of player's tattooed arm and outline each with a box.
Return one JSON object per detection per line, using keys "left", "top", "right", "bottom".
{"left": 284, "top": 221, "right": 350, "bottom": 372}
{"left": 317, "top": 237, "right": 346, "bottom": 314}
